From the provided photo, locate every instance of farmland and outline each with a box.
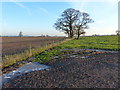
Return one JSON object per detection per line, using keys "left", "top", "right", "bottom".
{"left": 2, "top": 35, "right": 119, "bottom": 88}
{"left": 2, "top": 36, "right": 67, "bottom": 57}
{"left": 2, "top": 36, "right": 67, "bottom": 68}
{"left": 2, "top": 2, "right": 119, "bottom": 88}
{"left": 2, "top": 35, "right": 119, "bottom": 72}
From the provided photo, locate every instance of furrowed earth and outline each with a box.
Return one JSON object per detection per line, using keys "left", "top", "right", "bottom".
{"left": 3, "top": 49, "right": 119, "bottom": 88}
{"left": 2, "top": 37, "right": 66, "bottom": 57}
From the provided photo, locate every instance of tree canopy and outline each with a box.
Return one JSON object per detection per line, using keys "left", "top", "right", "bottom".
{"left": 54, "top": 8, "right": 94, "bottom": 39}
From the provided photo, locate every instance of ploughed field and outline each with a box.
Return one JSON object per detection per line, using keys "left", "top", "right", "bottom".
{"left": 2, "top": 37, "right": 66, "bottom": 57}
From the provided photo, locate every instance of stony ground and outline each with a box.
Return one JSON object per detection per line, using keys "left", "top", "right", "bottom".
{"left": 2, "top": 49, "right": 119, "bottom": 88}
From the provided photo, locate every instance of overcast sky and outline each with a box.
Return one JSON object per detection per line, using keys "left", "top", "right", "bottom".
{"left": 2, "top": 0, "right": 119, "bottom": 36}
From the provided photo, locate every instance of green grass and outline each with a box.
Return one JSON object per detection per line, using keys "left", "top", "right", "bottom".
{"left": 61, "top": 35, "right": 119, "bottom": 51}
{"left": 34, "top": 35, "right": 119, "bottom": 63}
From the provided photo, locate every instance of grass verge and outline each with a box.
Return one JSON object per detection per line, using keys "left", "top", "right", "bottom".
{"left": 34, "top": 35, "right": 119, "bottom": 63}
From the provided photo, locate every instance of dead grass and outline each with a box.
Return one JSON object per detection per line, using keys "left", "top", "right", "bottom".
{"left": 2, "top": 39, "right": 71, "bottom": 69}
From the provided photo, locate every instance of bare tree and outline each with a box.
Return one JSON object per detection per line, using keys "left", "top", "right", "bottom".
{"left": 54, "top": 8, "right": 79, "bottom": 38}
{"left": 54, "top": 8, "right": 93, "bottom": 39}
{"left": 74, "top": 12, "right": 93, "bottom": 39}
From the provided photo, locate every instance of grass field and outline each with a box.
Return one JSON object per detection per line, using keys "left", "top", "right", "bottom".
{"left": 34, "top": 35, "right": 119, "bottom": 63}
{"left": 60, "top": 35, "right": 119, "bottom": 50}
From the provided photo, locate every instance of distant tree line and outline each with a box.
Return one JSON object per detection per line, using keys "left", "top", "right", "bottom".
{"left": 54, "top": 8, "right": 94, "bottom": 39}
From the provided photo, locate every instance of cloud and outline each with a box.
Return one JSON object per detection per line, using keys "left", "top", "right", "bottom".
{"left": 68, "top": 0, "right": 118, "bottom": 12}
{"left": 12, "top": 1, "right": 26, "bottom": 8}
{"left": 38, "top": 8, "right": 48, "bottom": 13}
{"left": 10, "top": 0, "right": 32, "bottom": 16}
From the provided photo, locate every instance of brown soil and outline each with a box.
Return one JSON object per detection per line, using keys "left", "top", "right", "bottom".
{"left": 2, "top": 50, "right": 119, "bottom": 88}
{"left": 2, "top": 37, "right": 66, "bottom": 56}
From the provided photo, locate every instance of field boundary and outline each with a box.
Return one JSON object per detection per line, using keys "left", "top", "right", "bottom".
{"left": 2, "top": 38, "right": 71, "bottom": 69}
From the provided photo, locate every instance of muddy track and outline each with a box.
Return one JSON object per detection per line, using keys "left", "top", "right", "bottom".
{"left": 3, "top": 49, "right": 119, "bottom": 88}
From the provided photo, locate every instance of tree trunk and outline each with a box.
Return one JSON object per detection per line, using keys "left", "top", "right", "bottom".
{"left": 77, "top": 32, "right": 79, "bottom": 39}
{"left": 77, "top": 28, "right": 80, "bottom": 39}
{"left": 71, "top": 30, "right": 74, "bottom": 38}
{"left": 67, "top": 31, "right": 70, "bottom": 38}
{"left": 69, "top": 25, "right": 73, "bottom": 38}
{"left": 69, "top": 18, "right": 74, "bottom": 38}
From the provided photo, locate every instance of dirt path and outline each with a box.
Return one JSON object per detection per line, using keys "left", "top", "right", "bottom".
{"left": 3, "top": 49, "right": 119, "bottom": 88}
